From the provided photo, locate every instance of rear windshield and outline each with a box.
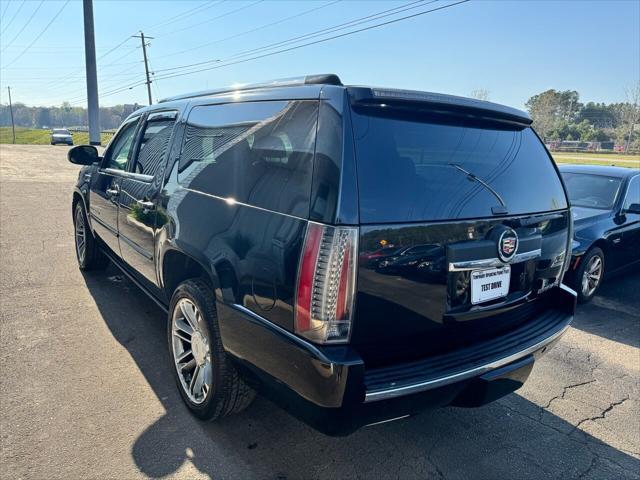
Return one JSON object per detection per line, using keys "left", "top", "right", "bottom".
{"left": 351, "top": 107, "right": 568, "bottom": 223}
{"left": 561, "top": 172, "right": 622, "bottom": 209}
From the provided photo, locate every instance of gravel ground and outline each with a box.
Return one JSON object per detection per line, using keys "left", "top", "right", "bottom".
{"left": 1, "top": 144, "right": 638, "bottom": 480}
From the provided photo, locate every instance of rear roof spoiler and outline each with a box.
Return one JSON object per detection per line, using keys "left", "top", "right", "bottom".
{"left": 347, "top": 87, "right": 532, "bottom": 126}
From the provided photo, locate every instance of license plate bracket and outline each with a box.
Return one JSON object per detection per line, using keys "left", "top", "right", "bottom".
{"left": 470, "top": 265, "right": 511, "bottom": 304}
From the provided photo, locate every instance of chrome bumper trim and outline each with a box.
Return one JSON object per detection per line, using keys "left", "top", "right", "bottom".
{"left": 364, "top": 320, "right": 570, "bottom": 403}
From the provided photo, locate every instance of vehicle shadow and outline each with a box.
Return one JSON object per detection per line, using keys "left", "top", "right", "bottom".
{"left": 570, "top": 269, "right": 640, "bottom": 349}
{"left": 82, "top": 266, "right": 639, "bottom": 479}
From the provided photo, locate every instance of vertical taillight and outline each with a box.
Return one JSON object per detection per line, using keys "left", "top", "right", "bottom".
{"left": 295, "top": 222, "right": 358, "bottom": 344}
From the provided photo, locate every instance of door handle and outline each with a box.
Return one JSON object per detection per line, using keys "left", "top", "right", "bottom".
{"left": 136, "top": 200, "right": 155, "bottom": 210}
{"left": 106, "top": 187, "right": 119, "bottom": 196}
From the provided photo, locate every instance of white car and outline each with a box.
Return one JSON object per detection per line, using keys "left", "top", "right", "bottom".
{"left": 51, "top": 128, "right": 73, "bottom": 145}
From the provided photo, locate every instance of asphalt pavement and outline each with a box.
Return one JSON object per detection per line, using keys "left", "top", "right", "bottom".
{"left": 0, "top": 144, "right": 638, "bottom": 479}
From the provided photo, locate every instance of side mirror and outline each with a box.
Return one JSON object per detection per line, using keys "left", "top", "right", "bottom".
{"left": 68, "top": 145, "right": 100, "bottom": 165}
{"left": 623, "top": 203, "right": 640, "bottom": 215}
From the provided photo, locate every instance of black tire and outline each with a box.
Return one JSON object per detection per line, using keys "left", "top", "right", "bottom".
{"left": 168, "top": 278, "right": 255, "bottom": 421}
{"left": 575, "top": 247, "right": 605, "bottom": 303}
{"left": 73, "top": 202, "right": 109, "bottom": 270}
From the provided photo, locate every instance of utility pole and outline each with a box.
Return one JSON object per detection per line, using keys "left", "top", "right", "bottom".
{"left": 7, "top": 87, "right": 16, "bottom": 144}
{"left": 82, "top": 0, "right": 101, "bottom": 145}
{"left": 133, "top": 31, "right": 154, "bottom": 105}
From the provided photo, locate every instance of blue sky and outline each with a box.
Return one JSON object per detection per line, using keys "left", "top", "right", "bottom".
{"left": 1, "top": 0, "right": 638, "bottom": 109}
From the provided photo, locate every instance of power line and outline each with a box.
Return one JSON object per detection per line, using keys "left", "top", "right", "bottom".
{"left": 151, "top": 0, "right": 341, "bottom": 62}
{"left": 1, "top": 0, "right": 12, "bottom": 20}
{"left": 155, "top": 0, "right": 264, "bottom": 38}
{"left": 146, "top": 0, "right": 224, "bottom": 30}
{"left": 154, "top": 0, "right": 430, "bottom": 74}
{"left": 154, "top": 0, "right": 469, "bottom": 82}
{"left": 68, "top": 0, "right": 469, "bottom": 106}
{"left": 3, "top": 0, "right": 71, "bottom": 68}
{"left": 41, "top": 36, "right": 137, "bottom": 91}
{"left": 68, "top": 79, "right": 148, "bottom": 106}
{"left": 0, "top": 0, "right": 24, "bottom": 36}
{"left": 1, "top": 0, "right": 44, "bottom": 52}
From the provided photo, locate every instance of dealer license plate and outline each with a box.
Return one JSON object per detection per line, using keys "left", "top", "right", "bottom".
{"left": 470, "top": 266, "right": 511, "bottom": 304}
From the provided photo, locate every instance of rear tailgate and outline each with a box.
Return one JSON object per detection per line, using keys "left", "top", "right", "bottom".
{"left": 349, "top": 95, "right": 570, "bottom": 367}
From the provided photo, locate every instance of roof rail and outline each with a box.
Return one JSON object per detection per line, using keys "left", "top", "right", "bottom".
{"left": 159, "top": 73, "right": 342, "bottom": 103}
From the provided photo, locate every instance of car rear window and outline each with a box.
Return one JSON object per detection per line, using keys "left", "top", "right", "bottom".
{"left": 561, "top": 172, "right": 622, "bottom": 209}
{"left": 351, "top": 106, "right": 568, "bottom": 223}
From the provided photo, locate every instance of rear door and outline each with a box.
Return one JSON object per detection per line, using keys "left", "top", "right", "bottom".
{"left": 349, "top": 103, "right": 570, "bottom": 367}
{"left": 117, "top": 110, "right": 178, "bottom": 287}
{"left": 89, "top": 116, "right": 140, "bottom": 256}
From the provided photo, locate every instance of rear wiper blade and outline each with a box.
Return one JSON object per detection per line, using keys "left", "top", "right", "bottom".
{"left": 449, "top": 163, "right": 508, "bottom": 215}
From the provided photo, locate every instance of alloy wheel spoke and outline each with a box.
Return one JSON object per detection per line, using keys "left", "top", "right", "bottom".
{"left": 173, "top": 327, "right": 192, "bottom": 343}
{"left": 175, "top": 318, "right": 193, "bottom": 337}
{"left": 180, "top": 301, "right": 199, "bottom": 331}
{"left": 189, "top": 365, "right": 202, "bottom": 396}
{"left": 180, "top": 358, "right": 196, "bottom": 372}
{"left": 176, "top": 349, "right": 192, "bottom": 363}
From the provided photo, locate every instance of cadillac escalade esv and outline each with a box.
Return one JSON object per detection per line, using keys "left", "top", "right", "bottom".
{"left": 68, "top": 74, "right": 576, "bottom": 435}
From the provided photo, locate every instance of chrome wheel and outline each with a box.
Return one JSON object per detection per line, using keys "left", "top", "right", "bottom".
{"left": 581, "top": 255, "right": 603, "bottom": 298}
{"left": 75, "top": 207, "right": 86, "bottom": 264}
{"left": 171, "top": 298, "right": 213, "bottom": 404}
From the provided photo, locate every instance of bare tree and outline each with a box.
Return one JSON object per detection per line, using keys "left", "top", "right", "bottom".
{"left": 622, "top": 82, "right": 640, "bottom": 152}
{"left": 470, "top": 88, "right": 490, "bottom": 101}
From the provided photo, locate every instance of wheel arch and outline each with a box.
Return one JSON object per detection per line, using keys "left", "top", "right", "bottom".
{"left": 589, "top": 239, "right": 609, "bottom": 263}
{"left": 160, "top": 247, "right": 232, "bottom": 305}
{"left": 72, "top": 188, "right": 93, "bottom": 232}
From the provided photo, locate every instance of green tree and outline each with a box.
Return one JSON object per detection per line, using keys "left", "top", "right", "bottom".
{"left": 525, "top": 89, "right": 582, "bottom": 141}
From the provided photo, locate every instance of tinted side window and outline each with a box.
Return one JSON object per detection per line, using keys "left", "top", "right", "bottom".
{"left": 132, "top": 111, "right": 177, "bottom": 177}
{"left": 104, "top": 118, "right": 139, "bottom": 171}
{"left": 623, "top": 176, "right": 640, "bottom": 210}
{"left": 351, "top": 107, "right": 568, "bottom": 223}
{"left": 179, "top": 100, "right": 318, "bottom": 217}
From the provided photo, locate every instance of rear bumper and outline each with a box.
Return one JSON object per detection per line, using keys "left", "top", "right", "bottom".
{"left": 218, "top": 285, "right": 576, "bottom": 435}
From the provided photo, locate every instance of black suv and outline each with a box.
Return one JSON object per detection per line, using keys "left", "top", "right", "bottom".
{"left": 68, "top": 74, "right": 576, "bottom": 435}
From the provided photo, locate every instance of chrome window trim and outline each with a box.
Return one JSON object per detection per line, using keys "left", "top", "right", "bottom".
{"left": 448, "top": 248, "right": 542, "bottom": 272}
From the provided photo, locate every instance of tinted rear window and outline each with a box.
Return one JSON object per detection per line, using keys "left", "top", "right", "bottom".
{"left": 561, "top": 172, "right": 622, "bottom": 209}
{"left": 351, "top": 107, "right": 568, "bottom": 223}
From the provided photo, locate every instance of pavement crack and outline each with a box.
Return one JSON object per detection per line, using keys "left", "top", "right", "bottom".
{"left": 539, "top": 379, "right": 597, "bottom": 419}
{"left": 575, "top": 397, "right": 630, "bottom": 430}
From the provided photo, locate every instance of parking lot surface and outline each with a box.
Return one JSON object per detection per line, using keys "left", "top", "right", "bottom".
{"left": 1, "top": 144, "right": 638, "bottom": 479}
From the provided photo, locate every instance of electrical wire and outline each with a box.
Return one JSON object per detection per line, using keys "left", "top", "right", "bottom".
{"left": 154, "top": 0, "right": 465, "bottom": 81}
{"left": 145, "top": 0, "right": 224, "bottom": 30}
{"left": 1, "top": 0, "right": 44, "bottom": 52}
{"left": 154, "top": 0, "right": 430, "bottom": 74}
{"left": 155, "top": 0, "right": 264, "bottom": 38}
{"left": 1, "top": 0, "right": 12, "bottom": 20}
{"left": 3, "top": 0, "right": 71, "bottom": 69}
{"left": 151, "top": 0, "right": 341, "bottom": 62}
{"left": 61, "top": 0, "right": 469, "bottom": 107}
{"left": 0, "top": 0, "right": 24, "bottom": 36}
